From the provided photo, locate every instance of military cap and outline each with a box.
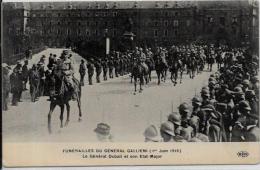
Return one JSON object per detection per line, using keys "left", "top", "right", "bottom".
{"left": 238, "top": 100, "right": 251, "bottom": 111}
{"left": 143, "top": 125, "right": 161, "bottom": 142}
{"left": 168, "top": 113, "right": 181, "bottom": 126}
{"left": 192, "top": 96, "right": 202, "bottom": 105}
{"left": 234, "top": 86, "right": 244, "bottom": 95}
{"left": 245, "top": 90, "right": 256, "bottom": 99}
{"left": 201, "top": 89, "right": 210, "bottom": 97}
{"left": 160, "top": 121, "right": 175, "bottom": 136}
{"left": 94, "top": 123, "right": 110, "bottom": 136}
{"left": 201, "top": 104, "right": 215, "bottom": 112}
{"left": 17, "top": 61, "right": 22, "bottom": 65}
{"left": 242, "top": 79, "right": 250, "bottom": 86}
{"left": 202, "top": 86, "right": 209, "bottom": 90}
{"left": 179, "top": 102, "right": 190, "bottom": 113}
{"left": 251, "top": 76, "right": 259, "bottom": 83}
{"left": 208, "top": 77, "right": 215, "bottom": 82}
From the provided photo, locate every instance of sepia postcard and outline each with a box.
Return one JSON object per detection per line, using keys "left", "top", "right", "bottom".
{"left": 1, "top": 0, "right": 260, "bottom": 167}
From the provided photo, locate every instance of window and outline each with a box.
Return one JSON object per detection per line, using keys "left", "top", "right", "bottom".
{"left": 86, "top": 21, "right": 90, "bottom": 26}
{"left": 78, "top": 29, "right": 81, "bottom": 35}
{"left": 67, "top": 29, "right": 71, "bottom": 35}
{"left": 58, "top": 22, "right": 61, "bottom": 25}
{"left": 113, "top": 30, "right": 117, "bottom": 36}
{"left": 154, "top": 30, "right": 158, "bottom": 37}
{"left": 186, "top": 20, "right": 191, "bottom": 26}
{"left": 164, "top": 21, "right": 168, "bottom": 26}
{"left": 220, "top": 17, "right": 225, "bottom": 25}
{"left": 95, "top": 21, "right": 98, "bottom": 26}
{"left": 49, "top": 22, "right": 52, "bottom": 25}
{"left": 78, "top": 22, "right": 81, "bottom": 26}
{"left": 57, "top": 29, "right": 61, "bottom": 34}
{"left": 174, "top": 30, "right": 178, "bottom": 36}
{"left": 175, "top": 12, "right": 179, "bottom": 16}
{"left": 164, "top": 30, "right": 168, "bottom": 36}
{"left": 95, "top": 30, "right": 98, "bottom": 36}
{"left": 105, "top": 21, "right": 108, "bottom": 27}
{"left": 155, "top": 21, "right": 159, "bottom": 26}
{"left": 58, "top": 13, "right": 61, "bottom": 17}
{"left": 165, "top": 12, "right": 169, "bottom": 17}
{"left": 86, "top": 30, "right": 90, "bottom": 36}
{"left": 155, "top": 12, "right": 159, "bottom": 17}
{"left": 208, "top": 17, "right": 214, "bottom": 23}
{"left": 232, "top": 17, "right": 238, "bottom": 23}
{"left": 113, "top": 12, "right": 117, "bottom": 17}
{"left": 173, "top": 20, "right": 179, "bottom": 27}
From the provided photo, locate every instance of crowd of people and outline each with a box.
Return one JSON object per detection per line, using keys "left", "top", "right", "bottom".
{"left": 2, "top": 43, "right": 259, "bottom": 142}
{"left": 143, "top": 47, "right": 259, "bottom": 142}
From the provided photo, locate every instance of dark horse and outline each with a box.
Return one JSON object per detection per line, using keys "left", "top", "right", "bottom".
{"left": 132, "top": 61, "right": 149, "bottom": 94}
{"left": 187, "top": 57, "right": 197, "bottom": 79}
{"left": 47, "top": 74, "right": 82, "bottom": 133}
{"left": 169, "top": 58, "right": 184, "bottom": 86}
{"left": 145, "top": 58, "right": 155, "bottom": 82}
{"left": 154, "top": 57, "right": 167, "bottom": 85}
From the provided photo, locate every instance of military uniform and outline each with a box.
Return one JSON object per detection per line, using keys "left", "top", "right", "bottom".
{"left": 94, "top": 59, "right": 102, "bottom": 83}
{"left": 10, "top": 65, "right": 23, "bottom": 106}
{"left": 22, "top": 61, "right": 29, "bottom": 90}
{"left": 87, "top": 60, "right": 95, "bottom": 85}
{"left": 79, "top": 60, "right": 86, "bottom": 86}
{"left": 102, "top": 58, "right": 109, "bottom": 81}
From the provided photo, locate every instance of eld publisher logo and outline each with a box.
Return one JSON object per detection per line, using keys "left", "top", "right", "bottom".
{"left": 237, "top": 151, "right": 249, "bottom": 158}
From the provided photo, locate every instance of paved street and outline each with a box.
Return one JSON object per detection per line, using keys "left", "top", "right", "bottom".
{"left": 3, "top": 48, "right": 216, "bottom": 142}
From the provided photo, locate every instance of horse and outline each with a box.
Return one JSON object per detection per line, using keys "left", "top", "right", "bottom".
{"left": 154, "top": 57, "right": 167, "bottom": 85}
{"left": 169, "top": 58, "right": 184, "bottom": 86}
{"left": 145, "top": 58, "right": 155, "bottom": 82}
{"left": 47, "top": 74, "right": 82, "bottom": 134}
{"left": 187, "top": 57, "right": 197, "bottom": 79}
{"left": 132, "top": 61, "right": 149, "bottom": 94}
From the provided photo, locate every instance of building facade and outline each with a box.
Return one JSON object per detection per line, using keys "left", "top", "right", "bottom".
{"left": 2, "top": 1, "right": 259, "bottom": 61}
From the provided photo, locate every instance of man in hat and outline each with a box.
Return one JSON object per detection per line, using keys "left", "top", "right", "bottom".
{"left": 37, "top": 62, "right": 45, "bottom": 97}
{"left": 108, "top": 56, "right": 114, "bottom": 79}
{"left": 79, "top": 59, "right": 86, "bottom": 86}
{"left": 143, "top": 125, "right": 161, "bottom": 142}
{"left": 10, "top": 63, "right": 23, "bottom": 106}
{"left": 244, "top": 113, "right": 259, "bottom": 141}
{"left": 231, "top": 100, "right": 251, "bottom": 142}
{"left": 94, "top": 123, "right": 113, "bottom": 142}
{"left": 160, "top": 121, "right": 175, "bottom": 142}
{"left": 22, "top": 60, "right": 29, "bottom": 90}
{"left": 102, "top": 58, "right": 109, "bottom": 81}
{"left": 201, "top": 89, "right": 211, "bottom": 107}
{"left": 192, "top": 96, "right": 202, "bottom": 116}
{"left": 2, "top": 63, "right": 11, "bottom": 110}
{"left": 87, "top": 58, "right": 95, "bottom": 85}
{"left": 94, "top": 58, "right": 102, "bottom": 83}
{"left": 245, "top": 90, "right": 258, "bottom": 117}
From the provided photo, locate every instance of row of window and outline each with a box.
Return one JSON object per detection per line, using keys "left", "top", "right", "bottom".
{"left": 207, "top": 16, "right": 238, "bottom": 25}
{"left": 30, "top": 10, "right": 195, "bottom": 18}
{"left": 31, "top": 12, "right": 118, "bottom": 17}
{"left": 33, "top": 28, "right": 182, "bottom": 37}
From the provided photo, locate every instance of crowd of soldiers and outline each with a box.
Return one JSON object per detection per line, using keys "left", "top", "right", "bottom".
{"left": 143, "top": 47, "right": 259, "bottom": 142}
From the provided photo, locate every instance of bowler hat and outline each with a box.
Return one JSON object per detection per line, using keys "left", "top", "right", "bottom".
{"left": 94, "top": 123, "right": 111, "bottom": 136}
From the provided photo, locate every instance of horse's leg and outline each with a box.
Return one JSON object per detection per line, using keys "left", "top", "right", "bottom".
{"left": 65, "top": 102, "right": 70, "bottom": 126}
{"left": 139, "top": 77, "right": 143, "bottom": 92}
{"left": 48, "top": 102, "right": 56, "bottom": 134}
{"left": 77, "top": 94, "right": 82, "bottom": 122}
{"left": 60, "top": 104, "right": 65, "bottom": 128}
{"left": 134, "top": 77, "right": 137, "bottom": 94}
{"left": 156, "top": 71, "right": 160, "bottom": 85}
{"left": 180, "top": 70, "right": 183, "bottom": 84}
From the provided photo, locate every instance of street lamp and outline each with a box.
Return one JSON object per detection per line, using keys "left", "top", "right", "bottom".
{"left": 104, "top": 28, "right": 110, "bottom": 57}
